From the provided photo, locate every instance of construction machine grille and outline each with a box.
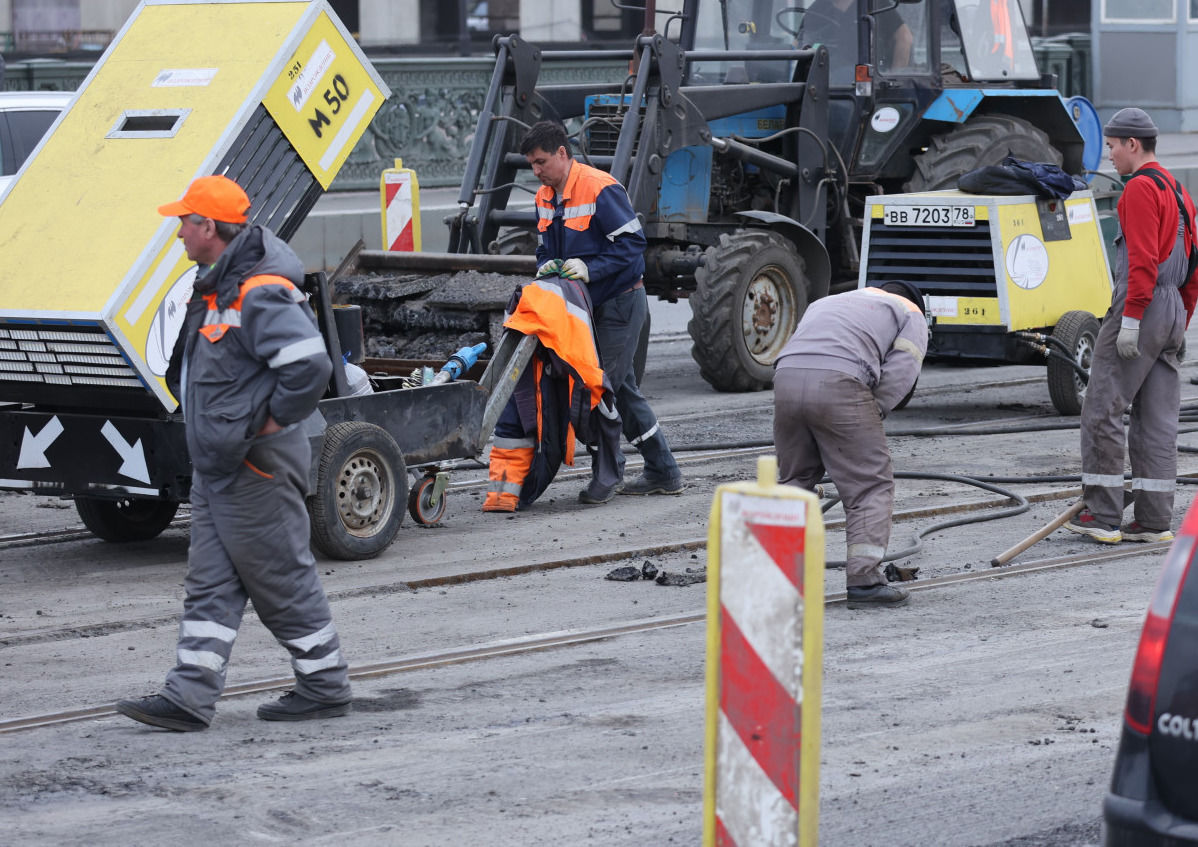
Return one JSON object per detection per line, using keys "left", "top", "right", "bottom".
{"left": 0, "top": 326, "right": 141, "bottom": 389}
{"left": 584, "top": 101, "right": 642, "bottom": 158}
{"left": 862, "top": 219, "right": 997, "bottom": 297}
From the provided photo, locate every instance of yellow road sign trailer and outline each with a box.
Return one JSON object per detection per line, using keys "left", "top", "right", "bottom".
{"left": 859, "top": 189, "right": 1114, "bottom": 415}
{"left": 0, "top": 1, "right": 393, "bottom": 543}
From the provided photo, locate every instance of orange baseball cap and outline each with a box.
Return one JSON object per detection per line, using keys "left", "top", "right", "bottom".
{"left": 157, "top": 175, "right": 250, "bottom": 224}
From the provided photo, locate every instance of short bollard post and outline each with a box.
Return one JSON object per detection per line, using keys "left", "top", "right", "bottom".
{"left": 380, "top": 157, "right": 422, "bottom": 252}
{"left": 702, "top": 455, "right": 825, "bottom": 847}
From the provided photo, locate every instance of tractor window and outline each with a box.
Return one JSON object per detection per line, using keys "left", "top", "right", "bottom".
{"left": 877, "top": 1, "right": 931, "bottom": 77}
{"left": 953, "top": 0, "right": 1039, "bottom": 81}
{"left": 689, "top": 0, "right": 797, "bottom": 83}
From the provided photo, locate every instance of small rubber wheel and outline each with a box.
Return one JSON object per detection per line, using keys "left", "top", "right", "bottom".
{"left": 408, "top": 474, "right": 448, "bottom": 526}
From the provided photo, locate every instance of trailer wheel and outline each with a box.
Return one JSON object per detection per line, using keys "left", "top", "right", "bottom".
{"left": 74, "top": 496, "right": 179, "bottom": 542}
{"left": 904, "top": 114, "right": 1062, "bottom": 193}
{"left": 308, "top": 422, "right": 407, "bottom": 560}
{"left": 1047, "top": 310, "right": 1100, "bottom": 416}
{"left": 689, "top": 229, "right": 808, "bottom": 392}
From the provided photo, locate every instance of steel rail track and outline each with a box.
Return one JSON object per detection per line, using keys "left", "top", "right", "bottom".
{"left": 0, "top": 538, "right": 1169, "bottom": 735}
{"left": 0, "top": 480, "right": 1081, "bottom": 649}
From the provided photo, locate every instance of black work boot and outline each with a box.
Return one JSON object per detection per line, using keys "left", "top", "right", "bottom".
{"left": 578, "top": 478, "right": 623, "bottom": 504}
{"left": 257, "top": 690, "right": 352, "bottom": 722}
{"left": 115, "top": 694, "right": 208, "bottom": 732}
{"left": 846, "top": 583, "right": 910, "bottom": 609}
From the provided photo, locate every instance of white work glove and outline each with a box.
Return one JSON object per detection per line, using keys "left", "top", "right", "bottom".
{"left": 559, "top": 258, "right": 589, "bottom": 282}
{"left": 1116, "top": 317, "right": 1141, "bottom": 361}
{"left": 535, "top": 259, "right": 562, "bottom": 278}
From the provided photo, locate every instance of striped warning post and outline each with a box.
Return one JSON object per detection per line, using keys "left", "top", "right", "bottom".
{"left": 380, "top": 157, "right": 422, "bottom": 252}
{"left": 703, "top": 455, "right": 825, "bottom": 847}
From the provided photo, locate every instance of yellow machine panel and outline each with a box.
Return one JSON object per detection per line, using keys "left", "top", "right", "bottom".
{"left": 860, "top": 190, "right": 1112, "bottom": 331}
{"left": 0, "top": 0, "right": 390, "bottom": 411}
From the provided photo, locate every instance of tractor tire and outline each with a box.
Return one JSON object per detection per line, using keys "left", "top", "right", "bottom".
{"left": 487, "top": 228, "right": 540, "bottom": 257}
{"left": 74, "top": 496, "right": 179, "bottom": 542}
{"left": 1047, "top": 310, "right": 1100, "bottom": 416}
{"left": 689, "top": 229, "right": 809, "bottom": 392}
{"left": 308, "top": 421, "right": 408, "bottom": 561}
{"left": 904, "top": 114, "right": 1062, "bottom": 193}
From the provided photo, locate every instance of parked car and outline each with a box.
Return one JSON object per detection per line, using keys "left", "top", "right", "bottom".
{"left": 0, "top": 90, "right": 72, "bottom": 194}
{"left": 1103, "top": 498, "right": 1198, "bottom": 845}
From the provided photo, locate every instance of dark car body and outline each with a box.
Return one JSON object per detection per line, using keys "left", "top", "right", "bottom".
{"left": 1104, "top": 499, "right": 1198, "bottom": 845}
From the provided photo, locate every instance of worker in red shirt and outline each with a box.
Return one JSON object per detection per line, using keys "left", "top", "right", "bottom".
{"left": 1066, "top": 108, "right": 1198, "bottom": 544}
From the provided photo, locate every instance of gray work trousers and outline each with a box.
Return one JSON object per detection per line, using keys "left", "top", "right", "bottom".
{"left": 774, "top": 368, "right": 892, "bottom": 587}
{"left": 1080, "top": 231, "right": 1186, "bottom": 529}
{"left": 593, "top": 286, "right": 680, "bottom": 481}
{"left": 162, "top": 426, "right": 351, "bottom": 722}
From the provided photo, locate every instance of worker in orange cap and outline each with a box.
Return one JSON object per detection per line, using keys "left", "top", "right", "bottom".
{"left": 116, "top": 175, "right": 352, "bottom": 731}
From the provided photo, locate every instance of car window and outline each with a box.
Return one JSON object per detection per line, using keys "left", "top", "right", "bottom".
{"left": 4, "top": 109, "right": 59, "bottom": 175}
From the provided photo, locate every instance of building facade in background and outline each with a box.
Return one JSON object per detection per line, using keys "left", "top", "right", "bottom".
{"left": 0, "top": 0, "right": 1086, "bottom": 57}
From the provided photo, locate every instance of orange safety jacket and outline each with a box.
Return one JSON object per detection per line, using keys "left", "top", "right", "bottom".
{"left": 483, "top": 277, "right": 622, "bottom": 511}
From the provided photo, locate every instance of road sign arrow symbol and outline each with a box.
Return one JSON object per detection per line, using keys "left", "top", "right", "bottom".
{"left": 17, "top": 416, "right": 64, "bottom": 469}
{"left": 101, "top": 421, "right": 151, "bottom": 484}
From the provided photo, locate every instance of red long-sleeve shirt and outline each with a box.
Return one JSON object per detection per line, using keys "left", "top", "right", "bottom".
{"left": 1119, "top": 163, "right": 1198, "bottom": 324}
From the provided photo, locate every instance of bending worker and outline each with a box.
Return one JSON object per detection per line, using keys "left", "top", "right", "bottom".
{"left": 117, "top": 175, "right": 352, "bottom": 731}
{"left": 773, "top": 281, "right": 928, "bottom": 608}
{"left": 520, "top": 120, "right": 683, "bottom": 504}
{"left": 1065, "top": 108, "right": 1198, "bottom": 544}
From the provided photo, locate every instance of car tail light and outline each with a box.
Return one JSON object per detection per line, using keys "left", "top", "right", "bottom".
{"left": 1124, "top": 506, "right": 1198, "bottom": 734}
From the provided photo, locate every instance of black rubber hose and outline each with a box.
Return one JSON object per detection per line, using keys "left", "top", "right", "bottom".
{"left": 822, "top": 471, "right": 1030, "bottom": 569}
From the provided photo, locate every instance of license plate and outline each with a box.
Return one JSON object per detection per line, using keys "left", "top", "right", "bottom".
{"left": 883, "top": 204, "right": 975, "bottom": 227}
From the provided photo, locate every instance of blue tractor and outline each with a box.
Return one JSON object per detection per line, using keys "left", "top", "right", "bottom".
{"left": 363, "top": 0, "right": 1097, "bottom": 392}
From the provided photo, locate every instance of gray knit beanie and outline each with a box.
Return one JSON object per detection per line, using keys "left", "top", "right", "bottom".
{"left": 1103, "top": 107, "right": 1158, "bottom": 139}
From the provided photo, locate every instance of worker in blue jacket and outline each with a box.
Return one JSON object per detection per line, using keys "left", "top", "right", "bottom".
{"left": 521, "top": 120, "right": 683, "bottom": 503}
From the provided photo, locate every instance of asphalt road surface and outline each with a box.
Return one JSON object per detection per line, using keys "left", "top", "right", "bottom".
{"left": 2, "top": 312, "right": 1196, "bottom": 846}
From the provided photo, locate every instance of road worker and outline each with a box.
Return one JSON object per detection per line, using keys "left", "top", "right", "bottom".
{"left": 521, "top": 120, "right": 683, "bottom": 503}
{"left": 772, "top": 281, "right": 929, "bottom": 608}
{"left": 1065, "top": 108, "right": 1198, "bottom": 545}
{"left": 116, "top": 175, "right": 351, "bottom": 730}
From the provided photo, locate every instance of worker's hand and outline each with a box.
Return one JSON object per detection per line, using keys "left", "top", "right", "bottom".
{"left": 1116, "top": 323, "right": 1141, "bottom": 360}
{"left": 257, "top": 416, "right": 282, "bottom": 436}
{"left": 559, "top": 258, "right": 589, "bottom": 283}
{"left": 535, "top": 259, "right": 562, "bottom": 278}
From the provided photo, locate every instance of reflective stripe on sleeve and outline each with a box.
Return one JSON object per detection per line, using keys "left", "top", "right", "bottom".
{"left": 1082, "top": 472, "right": 1125, "bottom": 488}
{"left": 268, "top": 335, "right": 327, "bottom": 368}
{"left": 283, "top": 622, "right": 337, "bottom": 654}
{"left": 892, "top": 336, "right": 925, "bottom": 364}
{"left": 1133, "top": 477, "right": 1176, "bottom": 493}
{"left": 177, "top": 649, "right": 226, "bottom": 673}
{"left": 606, "top": 217, "right": 643, "bottom": 240}
{"left": 180, "top": 620, "right": 237, "bottom": 643}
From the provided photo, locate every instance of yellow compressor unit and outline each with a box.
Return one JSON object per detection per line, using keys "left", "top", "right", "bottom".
{"left": 859, "top": 189, "right": 1113, "bottom": 415}
{"left": 0, "top": 0, "right": 389, "bottom": 508}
